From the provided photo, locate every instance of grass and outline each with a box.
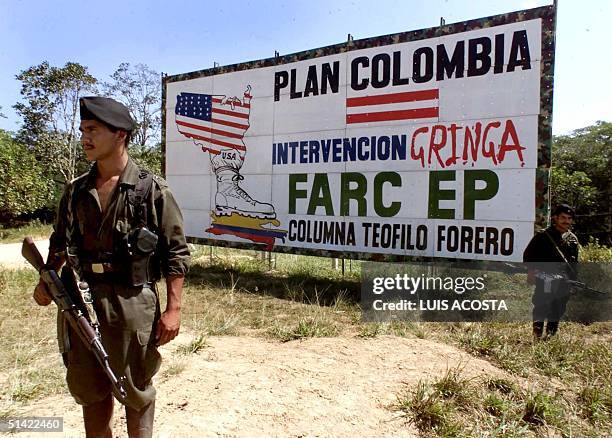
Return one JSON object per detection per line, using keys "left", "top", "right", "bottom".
{"left": 396, "top": 381, "right": 461, "bottom": 435}
{"left": 421, "top": 322, "right": 611, "bottom": 435}
{"left": 522, "top": 391, "right": 564, "bottom": 428}
{"left": 181, "top": 249, "right": 359, "bottom": 339}
{"left": 579, "top": 385, "right": 612, "bottom": 424}
{"left": 0, "top": 268, "right": 66, "bottom": 412}
{"left": 160, "top": 356, "right": 188, "bottom": 378}
{"left": 580, "top": 239, "right": 612, "bottom": 262}
{"left": 0, "top": 239, "right": 610, "bottom": 435}
{"left": 0, "top": 220, "right": 52, "bottom": 243}
{"left": 175, "top": 334, "right": 209, "bottom": 355}
{"left": 268, "top": 315, "right": 339, "bottom": 342}
{"left": 432, "top": 364, "right": 474, "bottom": 407}
{"left": 356, "top": 321, "right": 430, "bottom": 339}
{"left": 395, "top": 365, "right": 587, "bottom": 437}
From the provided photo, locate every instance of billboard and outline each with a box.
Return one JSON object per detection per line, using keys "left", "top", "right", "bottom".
{"left": 162, "top": 5, "right": 556, "bottom": 262}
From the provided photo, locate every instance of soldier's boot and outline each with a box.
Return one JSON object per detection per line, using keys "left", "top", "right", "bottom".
{"left": 126, "top": 399, "right": 155, "bottom": 438}
{"left": 532, "top": 321, "right": 544, "bottom": 340}
{"left": 82, "top": 393, "right": 113, "bottom": 438}
{"left": 545, "top": 321, "right": 559, "bottom": 339}
{"left": 214, "top": 169, "right": 275, "bottom": 219}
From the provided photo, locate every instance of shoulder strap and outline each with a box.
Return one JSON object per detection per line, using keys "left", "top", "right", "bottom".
{"left": 543, "top": 229, "right": 577, "bottom": 277}
{"left": 128, "top": 167, "right": 154, "bottom": 228}
{"left": 66, "top": 176, "right": 86, "bottom": 275}
{"left": 65, "top": 175, "right": 100, "bottom": 327}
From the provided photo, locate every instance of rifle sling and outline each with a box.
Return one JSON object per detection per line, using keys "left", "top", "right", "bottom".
{"left": 543, "top": 229, "right": 577, "bottom": 278}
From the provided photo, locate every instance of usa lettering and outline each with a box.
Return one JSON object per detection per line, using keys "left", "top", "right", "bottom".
{"left": 274, "top": 30, "right": 531, "bottom": 101}
{"left": 221, "top": 151, "right": 238, "bottom": 160}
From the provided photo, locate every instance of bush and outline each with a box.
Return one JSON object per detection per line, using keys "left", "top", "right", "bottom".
{"left": 580, "top": 238, "right": 612, "bottom": 262}
{"left": 0, "top": 130, "right": 55, "bottom": 220}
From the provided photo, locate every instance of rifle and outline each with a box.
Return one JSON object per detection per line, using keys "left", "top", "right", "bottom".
{"left": 534, "top": 271, "right": 607, "bottom": 296}
{"left": 22, "top": 237, "right": 127, "bottom": 399}
{"left": 566, "top": 279, "right": 607, "bottom": 295}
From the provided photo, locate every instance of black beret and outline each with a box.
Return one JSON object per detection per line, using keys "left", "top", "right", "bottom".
{"left": 79, "top": 96, "right": 136, "bottom": 131}
{"left": 552, "top": 203, "right": 575, "bottom": 217}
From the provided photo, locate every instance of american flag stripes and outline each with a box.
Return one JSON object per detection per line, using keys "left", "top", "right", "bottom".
{"left": 175, "top": 92, "right": 250, "bottom": 154}
{"left": 346, "top": 89, "right": 439, "bottom": 124}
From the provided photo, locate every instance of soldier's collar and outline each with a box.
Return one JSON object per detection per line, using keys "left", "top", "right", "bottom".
{"left": 79, "top": 158, "right": 140, "bottom": 191}
{"left": 118, "top": 157, "right": 140, "bottom": 189}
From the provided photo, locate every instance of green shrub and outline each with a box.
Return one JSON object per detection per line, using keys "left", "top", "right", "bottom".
{"left": 0, "top": 130, "right": 55, "bottom": 219}
{"left": 580, "top": 239, "right": 612, "bottom": 262}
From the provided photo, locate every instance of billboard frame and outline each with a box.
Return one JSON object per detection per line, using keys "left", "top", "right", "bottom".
{"left": 162, "top": 4, "right": 556, "bottom": 263}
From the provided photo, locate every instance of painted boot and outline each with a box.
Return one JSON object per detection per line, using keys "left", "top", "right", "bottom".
{"left": 214, "top": 170, "right": 275, "bottom": 219}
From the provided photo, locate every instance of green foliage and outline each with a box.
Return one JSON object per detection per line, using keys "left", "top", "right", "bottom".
{"left": 0, "top": 130, "right": 55, "bottom": 219}
{"left": 486, "top": 377, "right": 517, "bottom": 395}
{"left": 552, "top": 121, "right": 611, "bottom": 242}
{"left": 432, "top": 366, "right": 473, "bottom": 405}
{"left": 550, "top": 167, "right": 597, "bottom": 209}
{"left": 103, "top": 63, "right": 161, "bottom": 148}
{"left": 484, "top": 392, "right": 510, "bottom": 417}
{"left": 554, "top": 121, "right": 611, "bottom": 182}
{"left": 130, "top": 141, "right": 162, "bottom": 175}
{"left": 14, "top": 61, "right": 97, "bottom": 183}
{"left": 580, "top": 238, "right": 612, "bottom": 262}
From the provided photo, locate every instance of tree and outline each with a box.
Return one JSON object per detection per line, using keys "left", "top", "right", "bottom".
{"left": 14, "top": 61, "right": 97, "bottom": 183}
{"left": 0, "top": 129, "right": 55, "bottom": 220}
{"left": 130, "top": 142, "right": 162, "bottom": 175}
{"left": 550, "top": 167, "right": 597, "bottom": 210}
{"left": 552, "top": 121, "right": 612, "bottom": 243}
{"left": 103, "top": 63, "right": 161, "bottom": 148}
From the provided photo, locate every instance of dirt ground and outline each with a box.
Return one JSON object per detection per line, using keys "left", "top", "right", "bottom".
{"left": 9, "top": 333, "right": 516, "bottom": 438}
{"left": 0, "top": 239, "right": 48, "bottom": 270}
{"left": 1, "top": 242, "right": 515, "bottom": 437}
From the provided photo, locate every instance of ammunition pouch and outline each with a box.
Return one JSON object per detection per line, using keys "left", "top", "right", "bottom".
{"left": 128, "top": 228, "right": 158, "bottom": 256}
{"left": 124, "top": 227, "right": 159, "bottom": 287}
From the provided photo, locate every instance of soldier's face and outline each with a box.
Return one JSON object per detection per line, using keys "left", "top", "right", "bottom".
{"left": 79, "top": 119, "right": 124, "bottom": 162}
{"left": 553, "top": 212, "right": 573, "bottom": 233}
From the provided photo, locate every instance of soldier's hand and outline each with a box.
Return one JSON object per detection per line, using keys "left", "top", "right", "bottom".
{"left": 33, "top": 279, "right": 52, "bottom": 306}
{"left": 155, "top": 309, "right": 180, "bottom": 346}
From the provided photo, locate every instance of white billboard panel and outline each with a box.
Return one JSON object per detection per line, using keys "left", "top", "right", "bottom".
{"left": 163, "top": 6, "right": 556, "bottom": 262}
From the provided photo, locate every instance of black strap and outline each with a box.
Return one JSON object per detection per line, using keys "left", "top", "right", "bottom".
{"left": 128, "top": 168, "right": 154, "bottom": 228}
{"left": 543, "top": 229, "right": 577, "bottom": 278}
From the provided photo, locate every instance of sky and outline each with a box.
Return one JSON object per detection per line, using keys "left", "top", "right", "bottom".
{"left": 0, "top": 0, "right": 609, "bottom": 136}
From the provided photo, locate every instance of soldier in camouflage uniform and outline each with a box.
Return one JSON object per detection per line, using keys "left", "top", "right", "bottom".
{"left": 33, "top": 96, "right": 190, "bottom": 437}
{"left": 523, "top": 204, "right": 579, "bottom": 340}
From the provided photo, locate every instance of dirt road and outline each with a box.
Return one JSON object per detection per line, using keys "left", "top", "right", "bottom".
{"left": 0, "top": 239, "right": 48, "bottom": 270}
